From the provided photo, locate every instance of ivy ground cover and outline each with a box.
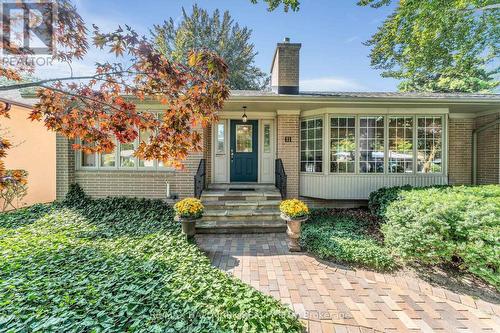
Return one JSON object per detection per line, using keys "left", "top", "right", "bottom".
{"left": 0, "top": 186, "right": 302, "bottom": 332}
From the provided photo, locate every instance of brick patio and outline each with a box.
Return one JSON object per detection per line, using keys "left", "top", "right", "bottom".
{"left": 196, "top": 233, "right": 500, "bottom": 333}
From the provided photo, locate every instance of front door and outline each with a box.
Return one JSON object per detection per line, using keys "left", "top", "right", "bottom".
{"left": 230, "top": 120, "right": 258, "bottom": 182}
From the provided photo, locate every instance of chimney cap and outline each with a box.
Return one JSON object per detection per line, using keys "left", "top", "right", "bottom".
{"left": 284, "top": 37, "right": 290, "bottom": 43}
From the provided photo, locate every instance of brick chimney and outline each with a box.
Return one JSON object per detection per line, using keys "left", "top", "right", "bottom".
{"left": 270, "top": 37, "right": 301, "bottom": 94}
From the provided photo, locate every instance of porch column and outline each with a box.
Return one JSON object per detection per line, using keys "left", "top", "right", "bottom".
{"left": 276, "top": 110, "right": 300, "bottom": 198}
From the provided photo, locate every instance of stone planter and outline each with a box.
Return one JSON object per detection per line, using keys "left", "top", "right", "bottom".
{"left": 281, "top": 213, "right": 309, "bottom": 252}
{"left": 175, "top": 216, "right": 199, "bottom": 239}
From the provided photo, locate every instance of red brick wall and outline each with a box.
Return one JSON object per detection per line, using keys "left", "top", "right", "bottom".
{"left": 476, "top": 112, "right": 500, "bottom": 184}
{"left": 277, "top": 113, "right": 300, "bottom": 198}
{"left": 448, "top": 118, "right": 474, "bottom": 185}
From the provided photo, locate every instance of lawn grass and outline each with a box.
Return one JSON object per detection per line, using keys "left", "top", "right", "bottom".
{"left": 300, "top": 209, "right": 396, "bottom": 271}
{"left": 0, "top": 185, "right": 302, "bottom": 333}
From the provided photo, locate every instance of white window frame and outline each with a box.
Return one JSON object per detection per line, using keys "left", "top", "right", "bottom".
{"left": 300, "top": 117, "right": 324, "bottom": 174}
{"left": 76, "top": 111, "right": 176, "bottom": 172}
{"left": 301, "top": 113, "right": 447, "bottom": 177}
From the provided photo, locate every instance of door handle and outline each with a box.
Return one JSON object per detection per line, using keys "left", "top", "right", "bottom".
{"left": 230, "top": 149, "right": 234, "bottom": 162}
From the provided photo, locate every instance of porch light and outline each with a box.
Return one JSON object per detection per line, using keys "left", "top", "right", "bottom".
{"left": 242, "top": 106, "right": 248, "bottom": 123}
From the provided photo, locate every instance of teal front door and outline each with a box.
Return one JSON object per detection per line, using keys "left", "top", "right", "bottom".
{"left": 230, "top": 120, "right": 258, "bottom": 182}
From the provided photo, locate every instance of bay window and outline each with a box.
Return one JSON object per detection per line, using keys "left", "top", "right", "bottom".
{"left": 300, "top": 118, "right": 323, "bottom": 173}
{"left": 304, "top": 114, "right": 445, "bottom": 176}
{"left": 388, "top": 117, "right": 413, "bottom": 173}
{"left": 330, "top": 116, "right": 355, "bottom": 173}
{"left": 359, "top": 116, "right": 385, "bottom": 173}
{"left": 417, "top": 116, "right": 442, "bottom": 173}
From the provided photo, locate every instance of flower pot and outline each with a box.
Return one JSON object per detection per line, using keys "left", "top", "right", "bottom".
{"left": 281, "top": 213, "right": 308, "bottom": 252}
{"left": 176, "top": 216, "right": 198, "bottom": 239}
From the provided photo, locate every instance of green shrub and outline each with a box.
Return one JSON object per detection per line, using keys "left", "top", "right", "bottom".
{"left": 380, "top": 185, "right": 500, "bottom": 289}
{"left": 368, "top": 185, "right": 413, "bottom": 217}
{"left": 0, "top": 185, "right": 302, "bottom": 332}
{"left": 301, "top": 209, "right": 396, "bottom": 270}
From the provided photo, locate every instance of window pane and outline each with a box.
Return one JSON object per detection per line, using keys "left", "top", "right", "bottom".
{"left": 216, "top": 123, "right": 225, "bottom": 154}
{"left": 120, "top": 142, "right": 136, "bottom": 167}
{"left": 81, "top": 151, "right": 96, "bottom": 167}
{"left": 417, "top": 116, "right": 442, "bottom": 173}
{"left": 100, "top": 147, "right": 116, "bottom": 167}
{"left": 264, "top": 124, "right": 271, "bottom": 153}
{"left": 359, "top": 116, "right": 385, "bottom": 173}
{"left": 300, "top": 118, "right": 323, "bottom": 173}
{"left": 388, "top": 117, "right": 413, "bottom": 173}
{"left": 236, "top": 124, "right": 253, "bottom": 152}
{"left": 138, "top": 130, "right": 154, "bottom": 167}
{"left": 330, "top": 116, "right": 355, "bottom": 173}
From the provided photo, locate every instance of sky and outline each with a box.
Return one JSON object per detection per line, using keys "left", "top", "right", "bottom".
{"left": 44, "top": 0, "right": 400, "bottom": 92}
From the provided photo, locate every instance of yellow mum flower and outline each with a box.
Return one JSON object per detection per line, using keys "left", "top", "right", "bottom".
{"left": 174, "top": 198, "right": 204, "bottom": 219}
{"left": 279, "top": 199, "right": 309, "bottom": 218}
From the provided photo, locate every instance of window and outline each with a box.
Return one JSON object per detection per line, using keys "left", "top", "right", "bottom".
{"left": 417, "top": 116, "right": 442, "bottom": 173}
{"left": 330, "top": 117, "right": 355, "bottom": 173}
{"left": 264, "top": 124, "right": 271, "bottom": 153}
{"left": 81, "top": 151, "right": 96, "bottom": 167}
{"left": 388, "top": 117, "right": 413, "bottom": 173}
{"left": 300, "top": 118, "right": 323, "bottom": 173}
{"left": 138, "top": 130, "right": 154, "bottom": 168}
{"left": 100, "top": 149, "right": 116, "bottom": 167}
{"left": 120, "top": 142, "right": 136, "bottom": 167}
{"left": 236, "top": 124, "right": 253, "bottom": 152}
{"left": 359, "top": 116, "right": 385, "bottom": 173}
{"left": 216, "top": 123, "right": 225, "bottom": 154}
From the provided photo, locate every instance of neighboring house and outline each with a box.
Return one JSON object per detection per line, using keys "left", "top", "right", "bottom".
{"left": 17, "top": 39, "right": 500, "bottom": 206}
{"left": 0, "top": 94, "right": 56, "bottom": 208}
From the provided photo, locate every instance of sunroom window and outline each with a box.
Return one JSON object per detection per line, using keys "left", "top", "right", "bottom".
{"left": 330, "top": 116, "right": 355, "bottom": 173}
{"left": 300, "top": 118, "right": 323, "bottom": 173}
{"left": 417, "top": 116, "right": 442, "bottom": 173}
{"left": 388, "top": 117, "right": 413, "bottom": 173}
{"left": 359, "top": 116, "right": 385, "bottom": 173}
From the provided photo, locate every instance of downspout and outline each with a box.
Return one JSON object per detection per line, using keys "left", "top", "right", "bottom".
{"left": 472, "top": 115, "right": 500, "bottom": 185}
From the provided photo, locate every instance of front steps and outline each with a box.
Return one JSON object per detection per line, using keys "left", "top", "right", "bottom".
{"left": 197, "top": 184, "right": 285, "bottom": 233}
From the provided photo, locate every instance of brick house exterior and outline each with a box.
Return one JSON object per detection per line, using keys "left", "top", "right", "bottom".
{"left": 37, "top": 39, "right": 500, "bottom": 204}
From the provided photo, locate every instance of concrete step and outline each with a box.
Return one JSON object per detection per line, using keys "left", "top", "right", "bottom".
{"left": 202, "top": 200, "right": 280, "bottom": 210}
{"left": 200, "top": 209, "right": 280, "bottom": 222}
{"left": 196, "top": 219, "right": 286, "bottom": 234}
{"left": 207, "top": 183, "right": 277, "bottom": 191}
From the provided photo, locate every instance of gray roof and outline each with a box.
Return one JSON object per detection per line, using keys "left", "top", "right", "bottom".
{"left": 0, "top": 90, "right": 38, "bottom": 107}
{"left": 1, "top": 89, "right": 499, "bottom": 107}
{"left": 230, "top": 90, "right": 500, "bottom": 101}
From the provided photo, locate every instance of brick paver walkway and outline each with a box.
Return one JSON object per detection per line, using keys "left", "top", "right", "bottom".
{"left": 196, "top": 233, "right": 500, "bottom": 333}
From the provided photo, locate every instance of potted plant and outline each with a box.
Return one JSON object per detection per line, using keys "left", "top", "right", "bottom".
{"left": 279, "top": 199, "right": 309, "bottom": 252}
{"left": 174, "top": 198, "right": 204, "bottom": 239}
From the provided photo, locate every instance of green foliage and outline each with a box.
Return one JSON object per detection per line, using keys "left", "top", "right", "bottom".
{"left": 379, "top": 185, "right": 500, "bottom": 289}
{"left": 368, "top": 184, "right": 414, "bottom": 218}
{"left": 0, "top": 185, "right": 302, "bottom": 332}
{"left": 250, "top": 0, "right": 300, "bottom": 12}
{"left": 301, "top": 209, "right": 396, "bottom": 270}
{"left": 359, "top": 0, "right": 499, "bottom": 92}
{"left": 152, "top": 5, "right": 269, "bottom": 90}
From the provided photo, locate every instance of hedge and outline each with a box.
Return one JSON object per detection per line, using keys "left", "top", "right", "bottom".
{"left": 0, "top": 185, "right": 303, "bottom": 332}
{"left": 375, "top": 185, "right": 500, "bottom": 289}
{"left": 301, "top": 209, "right": 396, "bottom": 270}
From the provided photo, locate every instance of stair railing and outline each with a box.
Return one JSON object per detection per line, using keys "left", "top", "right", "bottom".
{"left": 275, "top": 159, "right": 287, "bottom": 199}
{"left": 194, "top": 159, "right": 206, "bottom": 198}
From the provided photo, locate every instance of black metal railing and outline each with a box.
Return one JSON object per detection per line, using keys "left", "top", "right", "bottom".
{"left": 275, "top": 159, "right": 287, "bottom": 199}
{"left": 194, "top": 159, "right": 206, "bottom": 198}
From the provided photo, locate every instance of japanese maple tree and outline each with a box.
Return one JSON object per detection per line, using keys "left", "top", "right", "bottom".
{"left": 0, "top": 0, "right": 229, "bottom": 193}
